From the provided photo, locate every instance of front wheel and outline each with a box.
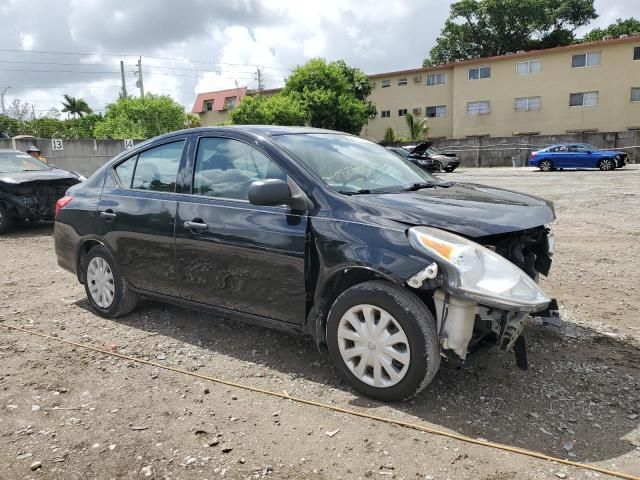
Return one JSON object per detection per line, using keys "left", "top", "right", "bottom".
{"left": 539, "top": 160, "right": 554, "bottom": 172}
{"left": 83, "top": 245, "right": 139, "bottom": 318}
{"left": 599, "top": 158, "right": 616, "bottom": 171}
{"left": 432, "top": 161, "right": 443, "bottom": 173}
{"left": 326, "top": 281, "right": 440, "bottom": 402}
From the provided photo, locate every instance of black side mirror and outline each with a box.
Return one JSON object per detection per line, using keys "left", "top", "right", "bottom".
{"left": 249, "top": 179, "right": 310, "bottom": 211}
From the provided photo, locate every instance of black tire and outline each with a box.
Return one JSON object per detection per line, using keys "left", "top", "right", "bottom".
{"left": 598, "top": 158, "right": 616, "bottom": 171}
{"left": 326, "top": 280, "right": 440, "bottom": 402}
{"left": 433, "top": 161, "right": 443, "bottom": 173}
{"left": 539, "top": 160, "right": 554, "bottom": 172}
{"left": 83, "top": 245, "right": 139, "bottom": 318}
{"left": 0, "top": 203, "right": 15, "bottom": 235}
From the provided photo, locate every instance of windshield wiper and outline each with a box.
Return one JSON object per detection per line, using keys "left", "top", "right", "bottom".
{"left": 338, "top": 188, "right": 371, "bottom": 195}
{"left": 401, "top": 182, "right": 436, "bottom": 192}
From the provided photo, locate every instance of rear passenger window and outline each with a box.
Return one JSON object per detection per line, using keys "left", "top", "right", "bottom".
{"left": 193, "top": 138, "right": 286, "bottom": 200}
{"left": 131, "top": 141, "right": 185, "bottom": 192}
{"left": 115, "top": 156, "right": 136, "bottom": 188}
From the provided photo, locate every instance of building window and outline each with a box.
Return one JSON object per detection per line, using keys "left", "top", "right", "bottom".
{"left": 380, "top": 110, "right": 391, "bottom": 118}
{"left": 569, "top": 91, "right": 599, "bottom": 107}
{"left": 398, "top": 77, "right": 408, "bottom": 86}
{"left": 426, "top": 73, "right": 447, "bottom": 86}
{"left": 631, "top": 87, "right": 640, "bottom": 102}
{"left": 398, "top": 108, "right": 408, "bottom": 116}
{"left": 514, "top": 96, "right": 541, "bottom": 111}
{"left": 634, "top": 47, "right": 640, "bottom": 60}
{"left": 571, "top": 52, "right": 601, "bottom": 68}
{"left": 467, "top": 101, "right": 490, "bottom": 115}
{"left": 516, "top": 60, "right": 541, "bottom": 75}
{"left": 468, "top": 66, "right": 491, "bottom": 80}
{"left": 223, "top": 96, "right": 237, "bottom": 109}
{"left": 426, "top": 105, "right": 447, "bottom": 118}
{"left": 205, "top": 100, "right": 213, "bottom": 111}
{"left": 381, "top": 79, "right": 391, "bottom": 88}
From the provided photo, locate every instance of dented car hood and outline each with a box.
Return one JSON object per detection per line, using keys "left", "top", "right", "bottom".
{"left": 351, "top": 182, "right": 555, "bottom": 237}
{"left": 0, "top": 168, "right": 80, "bottom": 185}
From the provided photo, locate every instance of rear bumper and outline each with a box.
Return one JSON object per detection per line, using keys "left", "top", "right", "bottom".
{"left": 54, "top": 221, "right": 79, "bottom": 277}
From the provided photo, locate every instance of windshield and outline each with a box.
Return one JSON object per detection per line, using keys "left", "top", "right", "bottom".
{"left": 0, "top": 151, "right": 50, "bottom": 173}
{"left": 273, "top": 134, "right": 436, "bottom": 194}
{"left": 426, "top": 146, "right": 442, "bottom": 155}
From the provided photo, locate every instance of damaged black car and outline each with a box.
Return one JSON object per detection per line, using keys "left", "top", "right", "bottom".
{"left": 0, "top": 149, "right": 84, "bottom": 234}
{"left": 54, "top": 127, "right": 559, "bottom": 402}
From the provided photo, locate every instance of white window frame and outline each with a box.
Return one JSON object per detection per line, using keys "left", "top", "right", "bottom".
{"left": 426, "top": 73, "right": 447, "bottom": 86}
{"left": 468, "top": 66, "right": 491, "bottom": 80}
{"left": 571, "top": 52, "right": 601, "bottom": 68}
{"left": 516, "top": 60, "right": 541, "bottom": 75}
{"left": 381, "top": 79, "right": 391, "bottom": 88}
{"left": 631, "top": 87, "right": 640, "bottom": 102}
{"left": 397, "top": 77, "right": 408, "bottom": 86}
{"left": 467, "top": 101, "right": 490, "bottom": 115}
{"left": 514, "top": 96, "right": 541, "bottom": 111}
{"left": 569, "top": 91, "right": 599, "bottom": 107}
{"left": 426, "top": 105, "right": 447, "bottom": 118}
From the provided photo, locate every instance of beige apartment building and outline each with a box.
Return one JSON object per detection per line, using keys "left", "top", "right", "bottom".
{"left": 193, "top": 36, "right": 640, "bottom": 140}
{"left": 364, "top": 35, "right": 640, "bottom": 141}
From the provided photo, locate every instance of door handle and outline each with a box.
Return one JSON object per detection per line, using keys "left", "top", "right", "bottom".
{"left": 99, "top": 210, "right": 117, "bottom": 220}
{"left": 184, "top": 220, "right": 208, "bottom": 232}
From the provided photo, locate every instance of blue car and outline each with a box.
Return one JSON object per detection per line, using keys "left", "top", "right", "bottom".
{"left": 529, "top": 144, "right": 628, "bottom": 172}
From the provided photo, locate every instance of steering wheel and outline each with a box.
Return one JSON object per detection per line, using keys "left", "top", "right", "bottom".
{"left": 340, "top": 174, "right": 368, "bottom": 188}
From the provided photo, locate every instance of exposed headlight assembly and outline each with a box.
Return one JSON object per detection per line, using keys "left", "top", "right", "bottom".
{"left": 408, "top": 226, "right": 550, "bottom": 312}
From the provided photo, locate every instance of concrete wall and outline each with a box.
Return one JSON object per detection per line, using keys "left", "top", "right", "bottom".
{"left": 394, "top": 130, "right": 640, "bottom": 167}
{"left": 0, "top": 138, "right": 143, "bottom": 176}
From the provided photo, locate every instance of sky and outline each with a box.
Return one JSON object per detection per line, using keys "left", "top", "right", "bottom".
{"left": 0, "top": 0, "right": 637, "bottom": 116}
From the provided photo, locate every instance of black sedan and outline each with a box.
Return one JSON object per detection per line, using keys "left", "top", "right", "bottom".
{"left": 55, "top": 126, "right": 556, "bottom": 401}
{"left": 0, "top": 149, "right": 83, "bottom": 234}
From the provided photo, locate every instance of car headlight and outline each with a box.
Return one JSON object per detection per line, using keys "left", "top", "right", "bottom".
{"left": 407, "top": 226, "right": 550, "bottom": 312}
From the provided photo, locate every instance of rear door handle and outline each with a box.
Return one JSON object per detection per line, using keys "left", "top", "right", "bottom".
{"left": 99, "top": 210, "right": 117, "bottom": 220}
{"left": 184, "top": 220, "right": 208, "bottom": 232}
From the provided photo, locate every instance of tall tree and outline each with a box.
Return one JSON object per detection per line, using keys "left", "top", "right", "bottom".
{"left": 6, "top": 99, "right": 33, "bottom": 122}
{"left": 228, "top": 94, "right": 308, "bottom": 126}
{"left": 60, "top": 94, "right": 93, "bottom": 118}
{"left": 583, "top": 18, "right": 640, "bottom": 42}
{"left": 423, "top": 0, "right": 597, "bottom": 65}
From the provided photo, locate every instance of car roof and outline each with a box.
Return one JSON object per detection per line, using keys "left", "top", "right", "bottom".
{"left": 152, "top": 125, "right": 346, "bottom": 143}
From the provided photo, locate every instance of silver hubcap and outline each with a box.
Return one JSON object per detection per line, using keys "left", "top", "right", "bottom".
{"left": 337, "top": 304, "right": 410, "bottom": 388}
{"left": 602, "top": 159, "right": 614, "bottom": 170}
{"left": 541, "top": 161, "right": 551, "bottom": 171}
{"left": 87, "top": 257, "right": 115, "bottom": 308}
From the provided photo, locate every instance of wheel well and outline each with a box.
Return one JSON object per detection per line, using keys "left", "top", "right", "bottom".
{"left": 76, "top": 240, "right": 102, "bottom": 283}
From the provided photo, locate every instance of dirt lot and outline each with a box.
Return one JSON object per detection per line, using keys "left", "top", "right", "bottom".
{"left": 1, "top": 166, "right": 639, "bottom": 480}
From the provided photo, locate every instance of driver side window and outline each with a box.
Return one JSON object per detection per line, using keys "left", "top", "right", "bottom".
{"left": 193, "top": 137, "right": 286, "bottom": 200}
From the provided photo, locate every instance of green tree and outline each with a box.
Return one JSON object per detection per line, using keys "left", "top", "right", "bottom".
{"left": 382, "top": 127, "right": 396, "bottom": 145}
{"left": 228, "top": 94, "right": 308, "bottom": 126}
{"left": 94, "top": 95, "right": 189, "bottom": 139}
{"left": 583, "top": 18, "right": 640, "bottom": 42}
{"left": 281, "top": 58, "right": 377, "bottom": 134}
{"left": 423, "top": 0, "right": 597, "bottom": 65}
{"left": 404, "top": 114, "right": 429, "bottom": 141}
{"left": 63, "top": 113, "right": 103, "bottom": 138}
{"left": 60, "top": 94, "right": 93, "bottom": 118}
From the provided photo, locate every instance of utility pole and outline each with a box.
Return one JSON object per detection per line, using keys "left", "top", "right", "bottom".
{"left": 136, "top": 56, "right": 145, "bottom": 98}
{"left": 255, "top": 66, "right": 264, "bottom": 92}
{"left": 1, "top": 86, "right": 9, "bottom": 116}
{"left": 120, "top": 61, "right": 128, "bottom": 99}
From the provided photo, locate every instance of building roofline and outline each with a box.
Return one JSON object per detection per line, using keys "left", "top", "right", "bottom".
{"left": 367, "top": 34, "right": 640, "bottom": 79}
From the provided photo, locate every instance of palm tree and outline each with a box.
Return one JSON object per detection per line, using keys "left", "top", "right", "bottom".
{"left": 404, "top": 113, "right": 428, "bottom": 141}
{"left": 382, "top": 127, "right": 396, "bottom": 145}
{"left": 61, "top": 94, "right": 93, "bottom": 118}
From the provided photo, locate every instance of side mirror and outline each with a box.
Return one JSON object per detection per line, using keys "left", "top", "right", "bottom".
{"left": 249, "top": 179, "right": 310, "bottom": 211}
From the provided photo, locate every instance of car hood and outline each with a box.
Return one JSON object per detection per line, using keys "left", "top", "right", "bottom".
{"left": 351, "top": 182, "right": 555, "bottom": 237}
{"left": 0, "top": 168, "right": 80, "bottom": 185}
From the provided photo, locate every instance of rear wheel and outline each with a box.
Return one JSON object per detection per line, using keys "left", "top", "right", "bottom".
{"left": 83, "top": 245, "right": 139, "bottom": 318}
{"left": 539, "top": 160, "right": 554, "bottom": 172}
{"left": 0, "top": 204, "right": 15, "bottom": 235}
{"left": 598, "top": 158, "right": 615, "bottom": 171}
{"left": 326, "top": 281, "right": 440, "bottom": 402}
{"left": 433, "top": 161, "right": 443, "bottom": 173}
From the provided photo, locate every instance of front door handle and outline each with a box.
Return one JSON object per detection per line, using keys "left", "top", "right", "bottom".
{"left": 184, "top": 220, "right": 208, "bottom": 232}
{"left": 99, "top": 210, "right": 117, "bottom": 220}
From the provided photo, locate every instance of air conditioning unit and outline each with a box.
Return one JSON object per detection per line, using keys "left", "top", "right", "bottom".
{"left": 413, "top": 75, "right": 422, "bottom": 83}
{"left": 412, "top": 107, "right": 422, "bottom": 115}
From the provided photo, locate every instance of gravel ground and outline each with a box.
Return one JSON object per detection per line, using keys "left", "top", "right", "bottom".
{"left": 1, "top": 166, "right": 639, "bottom": 480}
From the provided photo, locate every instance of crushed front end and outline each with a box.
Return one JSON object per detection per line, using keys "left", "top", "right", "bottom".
{"left": 406, "top": 225, "right": 561, "bottom": 369}
{"left": 0, "top": 179, "right": 79, "bottom": 222}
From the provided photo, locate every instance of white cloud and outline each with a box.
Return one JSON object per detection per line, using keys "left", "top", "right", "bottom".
{"left": 20, "top": 33, "right": 35, "bottom": 50}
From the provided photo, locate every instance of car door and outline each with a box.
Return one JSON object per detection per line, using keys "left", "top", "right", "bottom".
{"left": 98, "top": 138, "right": 188, "bottom": 296}
{"left": 570, "top": 145, "right": 594, "bottom": 168}
{"left": 174, "top": 135, "right": 309, "bottom": 325}
{"left": 550, "top": 146, "right": 571, "bottom": 168}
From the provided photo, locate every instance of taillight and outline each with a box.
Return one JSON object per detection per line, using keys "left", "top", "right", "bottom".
{"left": 55, "top": 195, "right": 74, "bottom": 219}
